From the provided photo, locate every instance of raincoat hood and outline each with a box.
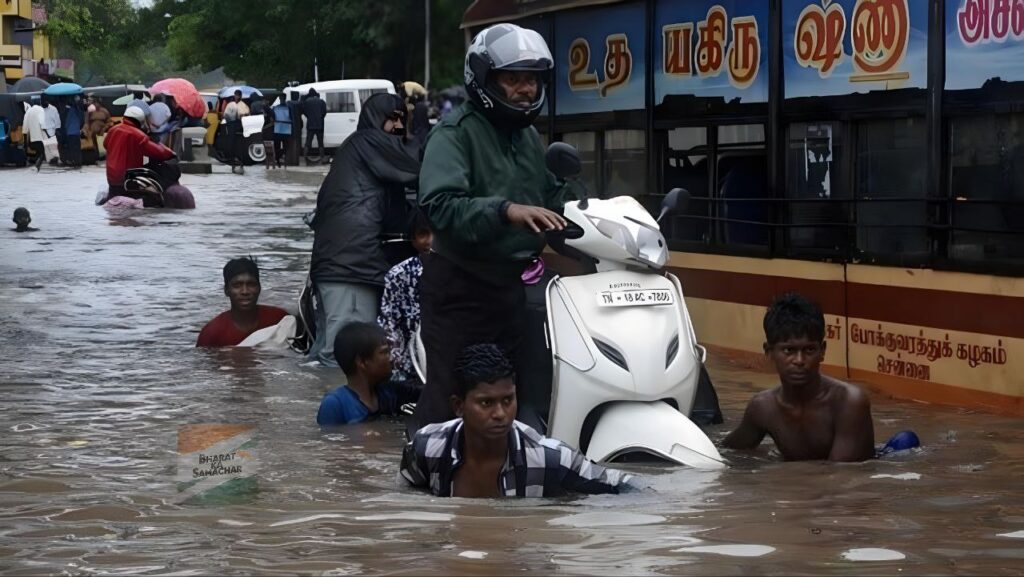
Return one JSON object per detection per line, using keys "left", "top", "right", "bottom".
{"left": 357, "top": 92, "right": 405, "bottom": 132}
{"left": 309, "top": 91, "right": 420, "bottom": 287}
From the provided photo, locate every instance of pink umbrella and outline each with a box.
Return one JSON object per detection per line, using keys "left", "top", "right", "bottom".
{"left": 149, "top": 78, "right": 207, "bottom": 119}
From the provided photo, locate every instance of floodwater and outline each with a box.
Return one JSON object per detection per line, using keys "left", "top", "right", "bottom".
{"left": 1, "top": 164, "right": 1022, "bottom": 576}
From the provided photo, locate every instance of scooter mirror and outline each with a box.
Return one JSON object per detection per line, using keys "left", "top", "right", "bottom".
{"left": 545, "top": 142, "right": 582, "bottom": 180}
{"left": 657, "top": 188, "right": 689, "bottom": 222}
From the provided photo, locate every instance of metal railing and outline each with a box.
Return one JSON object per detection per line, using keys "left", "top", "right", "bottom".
{"left": 648, "top": 192, "right": 1024, "bottom": 273}
{"left": 660, "top": 194, "right": 1024, "bottom": 237}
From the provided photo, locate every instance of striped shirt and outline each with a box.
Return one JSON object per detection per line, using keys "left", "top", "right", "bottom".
{"left": 400, "top": 419, "right": 635, "bottom": 497}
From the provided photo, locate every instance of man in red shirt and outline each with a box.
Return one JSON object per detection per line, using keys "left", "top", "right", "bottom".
{"left": 104, "top": 106, "right": 175, "bottom": 197}
{"left": 196, "top": 258, "right": 290, "bottom": 347}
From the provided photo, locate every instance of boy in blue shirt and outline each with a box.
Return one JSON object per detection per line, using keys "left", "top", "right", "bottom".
{"left": 317, "top": 322, "right": 419, "bottom": 426}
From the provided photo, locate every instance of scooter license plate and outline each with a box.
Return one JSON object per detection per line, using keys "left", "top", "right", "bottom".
{"left": 596, "top": 289, "right": 674, "bottom": 307}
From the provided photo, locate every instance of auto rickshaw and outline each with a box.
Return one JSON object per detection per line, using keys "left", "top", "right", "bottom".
{"left": 0, "top": 93, "right": 29, "bottom": 167}
{"left": 210, "top": 86, "right": 280, "bottom": 166}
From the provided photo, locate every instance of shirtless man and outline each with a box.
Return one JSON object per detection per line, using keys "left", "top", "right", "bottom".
{"left": 723, "top": 293, "right": 875, "bottom": 462}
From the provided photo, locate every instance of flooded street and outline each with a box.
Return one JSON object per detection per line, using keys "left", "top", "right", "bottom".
{"left": 1, "top": 164, "right": 1022, "bottom": 576}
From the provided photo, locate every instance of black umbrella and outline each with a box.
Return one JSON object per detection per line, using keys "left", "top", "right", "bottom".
{"left": 0, "top": 94, "right": 26, "bottom": 126}
{"left": 11, "top": 76, "right": 50, "bottom": 93}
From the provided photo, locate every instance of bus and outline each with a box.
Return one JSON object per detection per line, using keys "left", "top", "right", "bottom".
{"left": 462, "top": 0, "right": 1024, "bottom": 415}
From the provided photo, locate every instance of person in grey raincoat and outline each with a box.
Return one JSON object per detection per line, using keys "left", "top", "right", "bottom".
{"left": 307, "top": 92, "right": 419, "bottom": 367}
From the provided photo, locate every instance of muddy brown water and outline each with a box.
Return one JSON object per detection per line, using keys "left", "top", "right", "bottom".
{"left": 1, "top": 165, "right": 1022, "bottom": 576}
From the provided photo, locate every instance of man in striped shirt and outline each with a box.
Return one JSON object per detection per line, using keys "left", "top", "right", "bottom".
{"left": 400, "top": 344, "right": 636, "bottom": 498}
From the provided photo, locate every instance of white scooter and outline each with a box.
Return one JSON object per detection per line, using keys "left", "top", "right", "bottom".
{"left": 412, "top": 142, "right": 724, "bottom": 470}
{"left": 540, "top": 143, "right": 723, "bottom": 469}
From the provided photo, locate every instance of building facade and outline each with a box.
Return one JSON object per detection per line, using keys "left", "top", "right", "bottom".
{"left": 0, "top": 0, "right": 60, "bottom": 84}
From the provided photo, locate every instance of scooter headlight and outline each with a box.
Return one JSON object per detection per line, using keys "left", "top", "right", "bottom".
{"left": 586, "top": 215, "right": 639, "bottom": 258}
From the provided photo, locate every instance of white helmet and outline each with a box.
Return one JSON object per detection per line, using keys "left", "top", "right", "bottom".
{"left": 123, "top": 106, "right": 147, "bottom": 125}
{"left": 465, "top": 23, "right": 553, "bottom": 129}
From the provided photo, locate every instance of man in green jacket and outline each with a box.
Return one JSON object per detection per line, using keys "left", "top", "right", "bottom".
{"left": 414, "top": 23, "right": 570, "bottom": 432}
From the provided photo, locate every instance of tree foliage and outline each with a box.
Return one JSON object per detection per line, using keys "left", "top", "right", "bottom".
{"left": 40, "top": 0, "right": 472, "bottom": 89}
{"left": 164, "top": 0, "right": 472, "bottom": 88}
{"left": 41, "top": 0, "right": 184, "bottom": 84}
{"left": 42, "top": 0, "right": 136, "bottom": 54}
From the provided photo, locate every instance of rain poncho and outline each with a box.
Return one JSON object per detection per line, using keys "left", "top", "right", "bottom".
{"left": 309, "top": 93, "right": 420, "bottom": 287}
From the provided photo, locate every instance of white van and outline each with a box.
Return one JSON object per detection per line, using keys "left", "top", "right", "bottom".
{"left": 283, "top": 79, "right": 396, "bottom": 149}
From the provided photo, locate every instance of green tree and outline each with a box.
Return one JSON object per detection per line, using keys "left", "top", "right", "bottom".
{"left": 42, "top": 0, "right": 472, "bottom": 88}
{"left": 41, "top": 0, "right": 187, "bottom": 84}
{"left": 42, "top": 0, "right": 136, "bottom": 56}
{"left": 430, "top": 0, "right": 475, "bottom": 89}
{"left": 165, "top": 0, "right": 472, "bottom": 88}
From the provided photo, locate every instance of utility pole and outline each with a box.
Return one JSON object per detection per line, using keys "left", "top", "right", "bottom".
{"left": 424, "top": 0, "right": 431, "bottom": 89}
{"left": 313, "top": 18, "right": 320, "bottom": 82}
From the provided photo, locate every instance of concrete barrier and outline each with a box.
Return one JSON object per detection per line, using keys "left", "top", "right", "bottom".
{"left": 180, "top": 162, "right": 212, "bottom": 174}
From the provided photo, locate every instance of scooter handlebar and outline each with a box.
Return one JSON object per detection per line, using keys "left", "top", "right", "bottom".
{"left": 544, "top": 220, "right": 595, "bottom": 270}
{"left": 544, "top": 218, "right": 585, "bottom": 242}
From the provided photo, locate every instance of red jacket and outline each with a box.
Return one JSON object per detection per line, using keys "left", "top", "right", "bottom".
{"left": 104, "top": 121, "right": 175, "bottom": 186}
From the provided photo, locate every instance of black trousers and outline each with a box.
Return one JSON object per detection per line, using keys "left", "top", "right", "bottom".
{"left": 273, "top": 135, "right": 288, "bottom": 165}
{"left": 29, "top": 141, "right": 44, "bottom": 165}
{"left": 305, "top": 129, "right": 325, "bottom": 160}
{"left": 412, "top": 252, "right": 532, "bottom": 433}
{"left": 62, "top": 132, "right": 81, "bottom": 166}
{"left": 225, "top": 120, "right": 245, "bottom": 166}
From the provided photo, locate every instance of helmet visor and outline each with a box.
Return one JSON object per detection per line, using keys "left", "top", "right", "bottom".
{"left": 487, "top": 27, "right": 552, "bottom": 71}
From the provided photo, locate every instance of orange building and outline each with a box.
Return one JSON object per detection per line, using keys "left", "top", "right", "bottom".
{"left": 0, "top": 0, "right": 60, "bottom": 84}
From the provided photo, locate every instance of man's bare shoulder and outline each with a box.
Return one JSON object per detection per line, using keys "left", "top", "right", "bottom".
{"left": 745, "top": 387, "right": 782, "bottom": 417}
{"left": 822, "top": 376, "right": 871, "bottom": 408}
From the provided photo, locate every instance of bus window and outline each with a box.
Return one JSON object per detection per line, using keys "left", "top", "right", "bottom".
{"left": 718, "top": 124, "right": 769, "bottom": 248}
{"left": 949, "top": 113, "right": 1024, "bottom": 265}
{"left": 662, "top": 127, "right": 709, "bottom": 243}
{"left": 561, "top": 132, "right": 599, "bottom": 196}
{"left": 604, "top": 129, "right": 647, "bottom": 199}
{"left": 854, "top": 117, "right": 928, "bottom": 265}
{"left": 786, "top": 122, "right": 849, "bottom": 256}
